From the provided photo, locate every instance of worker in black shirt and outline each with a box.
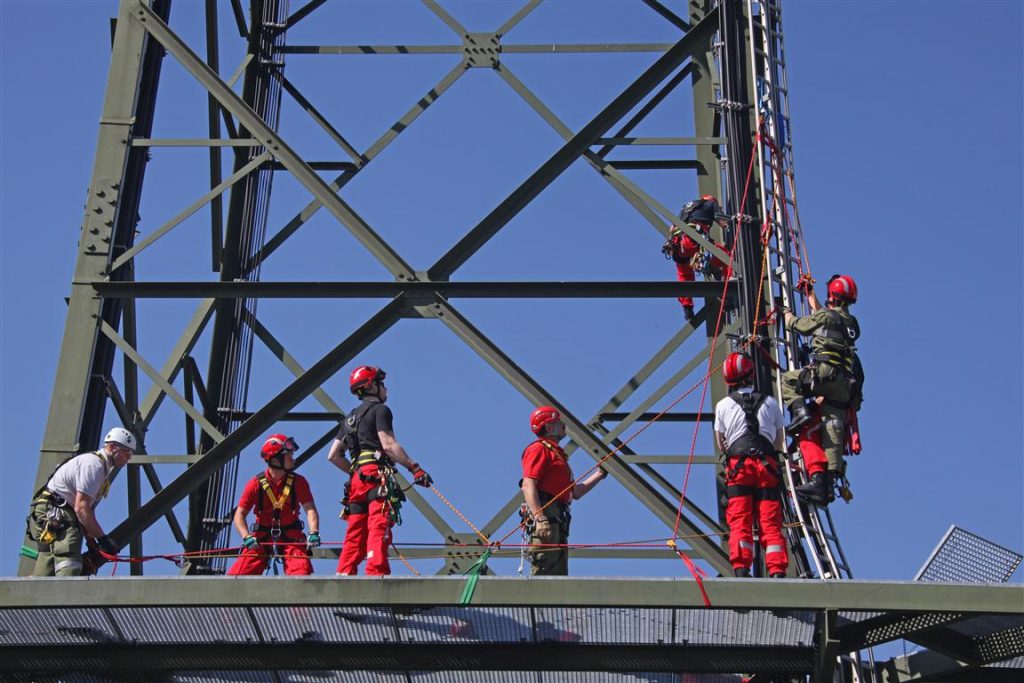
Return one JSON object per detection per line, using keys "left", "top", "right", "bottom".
{"left": 327, "top": 366, "right": 432, "bottom": 575}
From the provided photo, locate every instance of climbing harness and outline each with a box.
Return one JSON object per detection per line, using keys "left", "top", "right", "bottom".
{"left": 27, "top": 451, "right": 111, "bottom": 546}
{"left": 345, "top": 451, "right": 406, "bottom": 525}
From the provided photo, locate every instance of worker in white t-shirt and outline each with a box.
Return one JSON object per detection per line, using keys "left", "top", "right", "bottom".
{"left": 23, "top": 427, "right": 136, "bottom": 576}
{"left": 713, "top": 352, "right": 788, "bottom": 578}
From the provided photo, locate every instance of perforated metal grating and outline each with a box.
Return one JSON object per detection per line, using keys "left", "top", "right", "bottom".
{"left": 676, "top": 609, "right": 815, "bottom": 646}
{"left": 0, "top": 607, "right": 117, "bottom": 646}
{"left": 915, "top": 526, "right": 1023, "bottom": 583}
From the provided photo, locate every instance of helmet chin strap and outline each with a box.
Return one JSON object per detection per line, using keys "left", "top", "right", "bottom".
{"left": 267, "top": 454, "right": 295, "bottom": 473}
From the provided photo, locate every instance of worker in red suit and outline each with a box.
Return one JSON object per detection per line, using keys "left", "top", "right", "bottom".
{"left": 520, "top": 406, "right": 607, "bottom": 575}
{"left": 713, "top": 352, "right": 788, "bottom": 578}
{"left": 328, "top": 366, "right": 433, "bottom": 575}
{"left": 227, "top": 434, "right": 320, "bottom": 576}
{"left": 663, "top": 195, "right": 733, "bottom": 320}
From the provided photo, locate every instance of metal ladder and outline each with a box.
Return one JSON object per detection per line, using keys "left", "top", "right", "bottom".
{"left": 744, "top": 1, "right": 874, "bottom": 680}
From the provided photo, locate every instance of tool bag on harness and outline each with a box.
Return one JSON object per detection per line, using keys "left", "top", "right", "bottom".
{"left": 26, "top": 452, "right": 110, "bottom": 544}
{"left": 723, "top": 392, "right": 781, "bottom": 501}
{"left": 342, "top": 449, "right": 406, "bottom": 525}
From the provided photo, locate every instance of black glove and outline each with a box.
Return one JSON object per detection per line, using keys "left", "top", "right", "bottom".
{"left": 409, "top": 464, "right": 433, "bottom": 487}
{"left": 96, "top": 535, "right": 119, "bottom": 555}
{"left": 82, "top": 550, "right": 107, "bottom": 576}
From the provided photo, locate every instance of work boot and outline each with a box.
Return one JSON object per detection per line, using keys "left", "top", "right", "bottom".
{"left": 769, "top": 572, "right": 786, "bottom": 579}
{"left": 733, "top": 567, "right": 751, "bottom": 578}
{"left": 826, "top": 470, "right": 841, "bottom": 503}
{"left": 785, "top": 402, "right": 813, "bottom": 435}
{"left": 795, "top": 471, "right": 829, "bottom": 505}
{"left": 683, "top": 304, "right": 695, "bottom": 321}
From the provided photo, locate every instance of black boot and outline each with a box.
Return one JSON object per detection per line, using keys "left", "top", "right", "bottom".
{"left": 786, "top": 402, "right": 813, "bottom": 435}
{"left": 733, "top": 567, "right": 751, "bottom": 578}
{"left": 826, "top": 470, "right": 840, "bottom": 503}
{"left": 795, "top": 471, "right": 829, "bottom": 505}
{"left": 769, "top": 572, "right": 786, "bottom": 579}
{"left": 683, "top": 304, "right": 695, "bottom": 321}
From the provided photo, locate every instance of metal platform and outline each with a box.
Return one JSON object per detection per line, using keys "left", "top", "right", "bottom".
{"left": 1, "top": 577, "right": 1021, "bottom": 681}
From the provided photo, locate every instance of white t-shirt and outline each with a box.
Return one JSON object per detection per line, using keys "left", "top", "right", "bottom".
{"left": 713, "top": 388, "right": 784, "bottom": 450}
{"left": 46, "top": 451, "right": 112, "bottom": 506}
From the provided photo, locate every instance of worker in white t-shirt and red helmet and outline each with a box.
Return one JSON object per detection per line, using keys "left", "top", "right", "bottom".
{"left": 713, "top": 353, "right": 788, "bottom": 578}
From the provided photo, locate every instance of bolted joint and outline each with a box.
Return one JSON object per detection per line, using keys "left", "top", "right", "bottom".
{"left": 462, "top": 32, "right": 501, "bottom": 69}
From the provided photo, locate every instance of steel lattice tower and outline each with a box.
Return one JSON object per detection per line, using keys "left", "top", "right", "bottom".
{"left": 21, "top": 0, "right": 816, "bottom": 579}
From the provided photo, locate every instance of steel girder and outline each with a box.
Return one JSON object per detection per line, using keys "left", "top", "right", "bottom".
{"left": 26, "top": 0, "right": 758, "bottom": 582}
{"left": 1, "top": 579, "right": 1022, "bottom": 677}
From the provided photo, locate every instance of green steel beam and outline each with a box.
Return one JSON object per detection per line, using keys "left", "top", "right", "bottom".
{"left": 3, "top": 641, "right": 813, "bottom": 676}
{"left": 642, "top": 0, "right": 690, "bottom": 31}
{"left": 91, "top": 280, "right": 738, "bottom": 299}
{"left": 105, "top": 297, "right": 408, "bottom": 549}
{"left": 476, "top": 305, "right": 729, "bottom": 555}
{"left": 138, "top": 299, "right": 216, "bottom": 428}
{"left": 431, "top": 299, "right": 733, "bottom": 573}
{"left": 815, "top": 610, "right": 841, "bottom": 683}
{"left": 2, "top": 578, "right": 1020, "bottom": 612}
{"left": 880, "top": 649, "right": 979, "bottom": 683}
{"left": 110, "top": 150, "right": 270, "bottom": 271}
{"left": 130, "top": 138, "right": 258, "bottom": 146}
{"left": 837, "top": 611, "right": 967, "bottom": 651}
{"left": 281, "top": 43, "right": 675, "bottom": 55}
{"left": 254, "top": 60, "right": 466, "bottom": 267}
{"left": 428, "top": 7, "right": 720, "bottom": 281}
{"left": 131, "top": 0, "right": 417, "bottom": 281}
{"left": 494, "top": 62, "right": 729, "bottom": 262}
{"left": 496, "top": 0, "right": 541, "bottom": 36}
{"left": 22, "top": 0, "right": 158, "bottom": 576}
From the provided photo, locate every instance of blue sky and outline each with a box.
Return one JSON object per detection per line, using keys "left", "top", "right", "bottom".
{"left": 1, "top": 0, "right": 1021, "bottom": 585}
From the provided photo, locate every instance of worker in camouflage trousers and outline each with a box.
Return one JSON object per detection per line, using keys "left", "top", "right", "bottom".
{"left": 328, "top": 366, "right": 433, "bottom": 576}
{"left": 22, "top": 427, "right": 136, "bottom": 576}
{"left": 663, "top": 195, "right": 732, "bottom": 320}
{"left": 781, "top": 274, "right": 863, "bottom": 505}
{"left": 520, "top": 406, "right": 607, "bottom": 576}
{"left": 227, "top": 434, "right": 320, "bottom": 576}
{"left": 714, "top": 353, "right": 788, "bottom": 578}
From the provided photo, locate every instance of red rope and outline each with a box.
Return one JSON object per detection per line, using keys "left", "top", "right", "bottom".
{"left": 672, "top": 131, "right": 760, "bottom": 540}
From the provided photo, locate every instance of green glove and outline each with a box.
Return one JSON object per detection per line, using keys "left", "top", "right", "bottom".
{"left": 242, "top": 535, "right": 259, "bottom": 550}
{"left": 306, "top": 532, "right": 321, "bottom": 550}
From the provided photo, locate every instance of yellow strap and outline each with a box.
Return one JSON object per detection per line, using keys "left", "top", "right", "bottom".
{"left": 354, "top": 450, "right": 380, "bottom": 466}
{"left": 258, "top": 473, "right": 294, "bottom": 511}
{"left": 91, "top": 451, "right": 111, "bottom": 501}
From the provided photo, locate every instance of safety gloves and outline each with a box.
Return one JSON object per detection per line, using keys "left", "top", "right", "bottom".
{"left": 306, "top": 532, "right": 321, "bottom": 551}
{"left": 242, "top": 535, "right": 260, "bottom": 550}
{"left": 409, "top": 464, "right": 433, "bottom": 487}
{"left": 795, "top": 273, "right": 815, "bottom": 296}
{"left": 95, "top": 535, "right": 119, "bottom": 555}
{"left": 534, "top": 517, "right": 555, "bottom": 544}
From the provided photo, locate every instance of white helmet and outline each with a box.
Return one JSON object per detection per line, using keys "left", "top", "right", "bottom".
{"left": 104, "top": 427, "right": 137, "bottom": 451}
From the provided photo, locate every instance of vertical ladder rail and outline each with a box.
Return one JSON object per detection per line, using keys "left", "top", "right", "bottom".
{"left": 745, "top": 2, "right": 876, "bottom": 679}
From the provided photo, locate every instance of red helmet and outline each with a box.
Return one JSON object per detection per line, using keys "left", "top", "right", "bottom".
{"left": 349, "top": 365, "right": 386, "bottom": 395}
{"left": 722, "top": 352, "right": 754, "bottom": 385}
{"left": 261, "top": 433, "right": 298, "bottom": 461}
{"left": 827, "top": 274, "right": 858, "bottom": 303}
{"left": 530, "top": 406, "right": 561, "bottom": 435}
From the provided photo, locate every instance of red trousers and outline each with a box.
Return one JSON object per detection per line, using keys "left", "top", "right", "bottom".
{"left": 672, "top": 234, "right": 731, "bottom": 308}
{"left": 796, "top": 414, "right": 828, "bottom": 476}
{"left": 337, "top": 464, "right": 394, "bottom": 576}
{"left": 226, "top": 530, "right": 312, "bottom": 576}
{"left": 724, "top": 455, "right": 788, "bottom": 575}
